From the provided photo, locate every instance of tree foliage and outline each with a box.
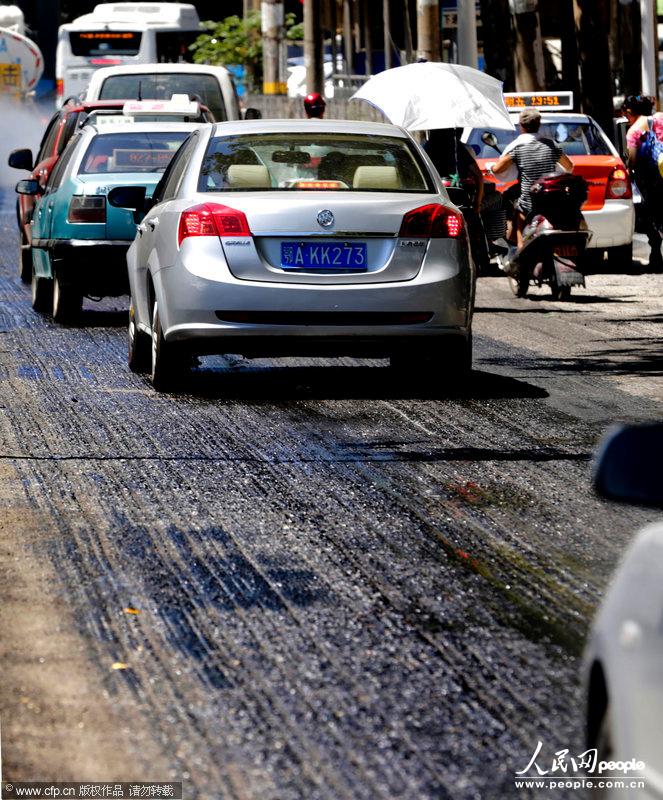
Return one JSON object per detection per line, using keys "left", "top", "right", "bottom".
{"left": 190, "top": 12, "right": 301, "bottom": 91}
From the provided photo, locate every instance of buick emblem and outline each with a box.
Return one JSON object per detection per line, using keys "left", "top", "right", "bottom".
{"left": 317, "top": 209, "right": 334, "bottom": 227}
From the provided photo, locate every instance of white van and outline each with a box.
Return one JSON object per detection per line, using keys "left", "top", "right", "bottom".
{"left": 56, "top": 2, "right": 202, "bottom": 105}
{"left": 83, "top": 63, "right": 241, "bottom": 122}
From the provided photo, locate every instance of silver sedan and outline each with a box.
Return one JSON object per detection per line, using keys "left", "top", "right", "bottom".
{"left": 115, "top": 119, "right": 475, "bottom": 391}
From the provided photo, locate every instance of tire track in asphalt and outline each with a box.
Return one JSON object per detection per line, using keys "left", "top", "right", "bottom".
{"left": 0, "top": 201, "right": 662, "bottom": 798}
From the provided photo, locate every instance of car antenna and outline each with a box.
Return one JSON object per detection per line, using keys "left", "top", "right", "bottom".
{"left": 137, "top": 80, "right": 142, "bottom": 101}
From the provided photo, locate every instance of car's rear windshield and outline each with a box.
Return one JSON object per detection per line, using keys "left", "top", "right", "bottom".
{"left": 198, "top": 133, "right": 434, "bottom": 192}
{"left": 78, "top": 132, "right": 189, "bottom": 174}
{"left": 467, "top": 121, "right": 612, "bottom": 157}
{"left": 99, "top": 74, "right": 227, "bottom": 122}
{"left": 69, "top": 31, "right": 142, "bottom": 57}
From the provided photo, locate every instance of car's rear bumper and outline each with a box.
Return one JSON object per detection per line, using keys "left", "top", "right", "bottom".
{"left": 149, "top": 240, "right": 475, "bottom": 357}
{"left": 33, "top": 239, "right": 130, "bottom": 295}
{"left": 584, "top": 200, "right": 635, "bottom": 249}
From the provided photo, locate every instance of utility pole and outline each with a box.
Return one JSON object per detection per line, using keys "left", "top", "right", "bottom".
{"left": 573, "top": 0, "right": 614, "bottom": 132}
{"left": 479, "top": 0, "right": 514, "bottom": 87}
{"left": 457, "top": 0, "right": 478, "bottom": 67}
{"left": 641, "top": 0, "right": 657, "bottom": 97}
{"left": 384, "top": 0, "right": 392, "bottom": 69}
{"left": 343, "top": 0, "right": 353, "bottom": 73}
{"left": 404, "top": 0, "right": 414, "bottom": 64}
{"left": 417, "top": 0, "right": 441, "bottom": 61}
{"left": 262, "top": 0, "right": 286, "bottom": 94}
{"left": 304, "top": 0, "right": 324, "bottom": 94}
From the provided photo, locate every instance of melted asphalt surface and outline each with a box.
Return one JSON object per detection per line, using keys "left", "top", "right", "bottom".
{"left": 0, "top": 190, "right": 661, "bottom": 799}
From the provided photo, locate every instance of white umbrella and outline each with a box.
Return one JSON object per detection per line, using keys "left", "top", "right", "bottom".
{"left": 351, "top": 62, "right": 515, "bottom": 131}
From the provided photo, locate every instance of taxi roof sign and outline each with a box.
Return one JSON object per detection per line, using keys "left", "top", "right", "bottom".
{"left": 122, "top": 94, "right": 200, "bottom": 118}
{"left": 504, "top": 92, "right": 574, "bottom": 112}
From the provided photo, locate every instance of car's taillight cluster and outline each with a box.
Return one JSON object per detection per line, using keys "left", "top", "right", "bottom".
{"left": 399, "top": 203, "right": 464, "bottom": 239}
{"left": 67, "top": 195, "right": 106, "bottom": 223}
{"left": 56, "top": 79, "right": 63, "bottom": 98}
{"left": 606, "top": 167, "right": 632, "bottom": 199}
{"left": 178, "top": 202, "right": 251, "bottom": 246}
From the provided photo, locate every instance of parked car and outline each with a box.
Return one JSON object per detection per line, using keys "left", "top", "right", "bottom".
{"left": 110, "top": 118, "right": 475, "bottom": 390}
{"left": 465, "top": 99, "right": 635, "bottom": 269}
{"left": 15, "top": 120, "right": 199, "bottom": 322}
{"left": 585, "top": 423, "right": 663, "bottom": 797}
{"left": 8, "top": 99, "right": 126, "bottom": 282}
{"left": 82, "top": 63, "right": 242, "bottom": 123}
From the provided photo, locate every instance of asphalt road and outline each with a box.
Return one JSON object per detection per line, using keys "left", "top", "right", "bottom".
{"left": 0, "top": 188, "right": 661, "bottom": 800}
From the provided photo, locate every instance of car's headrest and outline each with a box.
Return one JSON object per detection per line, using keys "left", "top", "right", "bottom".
{"left": 352, "top": 165, "right": 400, "bottom": 190}
{"left": 226, "top": 164, "right": 271, "bottom": 188}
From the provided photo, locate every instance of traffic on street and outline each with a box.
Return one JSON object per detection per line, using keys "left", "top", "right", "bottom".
{"left": 1, "top": 1, "right": 663, "bottom": 799}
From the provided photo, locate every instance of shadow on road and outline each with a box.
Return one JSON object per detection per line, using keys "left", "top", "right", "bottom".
{"left": 173, "top": 364, "right": 549, "bottom": 402}
{"left": 484, "top": 338, "right": 663, "bottom": 377}
{"left": 73, "top": 309, "right": 128, "bottom": 328}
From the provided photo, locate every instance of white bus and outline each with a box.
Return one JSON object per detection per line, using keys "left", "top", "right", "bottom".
{"left": 55, "top": 2, "right": 202, "bottom": 106}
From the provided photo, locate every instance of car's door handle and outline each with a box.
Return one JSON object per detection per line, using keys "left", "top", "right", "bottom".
{"left": 147, "top": 218, "right": 159, "bottom": 231}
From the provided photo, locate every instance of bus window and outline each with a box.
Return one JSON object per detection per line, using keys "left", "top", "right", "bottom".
{"left": 155, "top": 31, "right": 198, "bottom": 63}
{"left": 69, "top": 31, "right": 142, "bottom": 57}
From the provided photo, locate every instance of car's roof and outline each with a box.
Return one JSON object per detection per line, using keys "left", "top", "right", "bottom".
{"left": 509, "top": 112, "right": 593, "bottom": 124}
{"left": 210, "top": 118, "right": 410, "bottom": 138}
{"left": 89, "top": 63, "right": 232, "bottom": 79}
{"left": 84, "top": 121, "right": 201, "bottom": 136}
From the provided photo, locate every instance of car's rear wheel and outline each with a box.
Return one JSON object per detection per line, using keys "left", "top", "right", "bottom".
{"left": 606, "top": 242, "right": 633, "bottom": 272}
{"left": 390, "top": 334, "right": 472, "bottom": 382}
{"left": 150, "top": 301, "right": 186, "bottom": 392}
{"left": 31, "top": 265, "right": 52, "bottom": 313}
{"left": 128, "top": 302, "right": 150, "bottom": 374}
{"left": 52, "top": 271, "right": 82, "bottom": 324}
{"left": 19, "top": 231, "right": 31, "bottom": 284}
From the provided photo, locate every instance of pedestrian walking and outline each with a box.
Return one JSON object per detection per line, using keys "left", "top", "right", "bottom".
{"left": 622, "top": 94, "right": 663, "bottom": 271}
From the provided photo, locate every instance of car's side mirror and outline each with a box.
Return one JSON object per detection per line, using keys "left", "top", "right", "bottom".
{"left": 107, "top": 185, "right": 147, "bottom": 210}
{"left": 9, "top": 148, "right": 34, "bottom": 171}
{"left": 244, "top": 107, "right": 262, "bottom": 120}
{"left": 481, "top": 131, "right": 501, "bottom": 153}
{"left": 15, "top": 178, "right": 40, "bottom": 196}
{"left": 593, "top": 424, "right": 663, "bottom": 508}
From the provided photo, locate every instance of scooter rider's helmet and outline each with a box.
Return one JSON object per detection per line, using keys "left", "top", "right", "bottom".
{"left": 304, "top": 92, "right": 326, "bottom": 119}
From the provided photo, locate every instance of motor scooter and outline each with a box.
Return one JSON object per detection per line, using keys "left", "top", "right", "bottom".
{"left": 504, "top": 172, "right": 591, "bottom": 300}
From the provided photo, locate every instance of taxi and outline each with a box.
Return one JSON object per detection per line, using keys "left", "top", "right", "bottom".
{"left": 465, "top": 92, "right": 635, "bottom": 268}
{"left": 15, "top": 119, "right": 199, "bottom": 323}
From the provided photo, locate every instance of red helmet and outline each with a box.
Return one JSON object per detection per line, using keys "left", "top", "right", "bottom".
{"left": 304, "top": 92, "right": 326, "bottom": 118}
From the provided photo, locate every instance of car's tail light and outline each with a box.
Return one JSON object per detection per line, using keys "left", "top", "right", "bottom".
{"left": 178, "top": 202, "right": 251, "bottom": 246}
{"left": 606, "top": 167, "right": 632, "bottom": 199}
{"left": 67, "top": 195, "right": 106, "bottom": 223}
{"left": 56, "top": 79, "right": 63, "bottom": 98}
{"left": 399, "top": 203, "right": 464, "bottom": 238}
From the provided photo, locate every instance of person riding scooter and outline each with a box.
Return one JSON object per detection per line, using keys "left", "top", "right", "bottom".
{"left": 490, "top": 108, "right": 573, "bottom": 253}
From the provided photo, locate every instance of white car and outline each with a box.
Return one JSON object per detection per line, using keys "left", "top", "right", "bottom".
{"left": 83, "top": 63, "right": 241, "bottom": 123}
{"left": 585, "top": 423, "right": 663, "bottom": 798}
{"left": 109, "top": 118, "right": 476, "bottom": 391}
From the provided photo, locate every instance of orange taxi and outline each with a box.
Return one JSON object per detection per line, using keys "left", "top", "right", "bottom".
{"left": 465, "top": 92, "right": 635, "bottom": 268}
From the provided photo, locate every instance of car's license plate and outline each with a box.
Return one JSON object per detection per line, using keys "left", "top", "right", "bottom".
{"left": 554, "top": 245, "right": 578, "bottom": 257}
{"left": 281, "top": 241, "right": 368, "bottom": 269}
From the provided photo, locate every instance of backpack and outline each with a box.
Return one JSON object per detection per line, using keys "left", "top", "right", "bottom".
{"left": 635, "top": 117, "right": 663, "bottom": 194}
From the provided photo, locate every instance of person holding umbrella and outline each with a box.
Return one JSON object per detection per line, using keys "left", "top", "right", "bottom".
{"left": 423, "top": 128, "right": 488, "bottom": 271}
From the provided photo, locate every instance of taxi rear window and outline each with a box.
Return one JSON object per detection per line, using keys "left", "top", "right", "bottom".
{"left": 78, "top": 132, "right": 189, "bottom": 174}
{"left": 468, "top": 121, "right": 612, "bottom": 158}
{"left": 198, "top": 133, "right": 434, "bottom": 192}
